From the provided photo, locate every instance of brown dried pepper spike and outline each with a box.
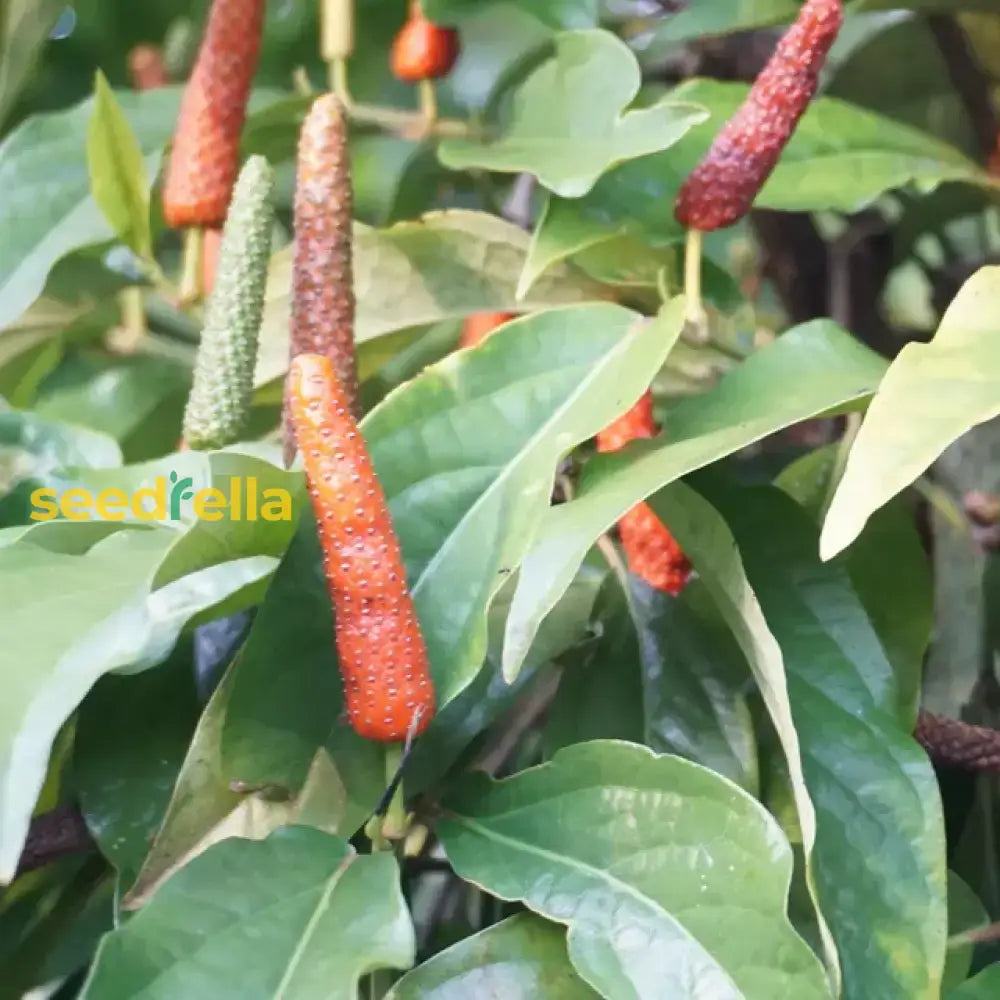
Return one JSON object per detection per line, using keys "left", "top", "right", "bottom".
{"left": 287, "top": 353, "right": 436, "bottom": 743}
{"left": 674, "top": 0, "right": 843, "bottom": 232}
{"left": 286, "top": 94, "right": 357, "bottom": 464}
{"left": 597, "top": 391, "right": 691, "bottom": 596}
{"left": 162, "top": 0, "right": 265, "bottom": 229}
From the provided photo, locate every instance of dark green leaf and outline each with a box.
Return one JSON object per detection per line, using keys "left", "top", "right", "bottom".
{"left": 387, "top": 914, "right": 599, "bottom": 999}
{"left": 439, "top": 740, "right": 831, "bottom": 999}
{"left": 655, "top": 481, "right": 947, "bottom": 999}
{"left": 82, "top": 828, "right": 415, "bottom": 998}
{"left": 503, "top": 321, "right": 887, "bottom": 678}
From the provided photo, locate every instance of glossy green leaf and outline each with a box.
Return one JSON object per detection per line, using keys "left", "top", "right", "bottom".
{"left": 949, "top": 964, "right": 1000, "bottom": 999}
{"left": 0, "top": 87, "right": 181, "bottom": 331}
{"left": 777, "top": 448, "right": 933, "bottom": 728}
{"left": 503, "top": 321, "right": 887, "bottom": 678}
{"left": 220, "top": 511, "right": 384, "bottom": 833}
{"left": 82, "top": 828, "right": 415, "bottom": 999}
{"left": 822, "top": 266, "right": 1000, "bottom": 559}
{"left": 661, "top": 481, "right": 947, "bottom": 1000}
{"left": 34, "top": 355, "right": 190, "bottom": 461}
{"left": 373, "top": 301, "right": 685, "bottom": 706}
{"left": 439, "top": 30, "right": 707, "bottom": 198}
{"left": 0, "top": 411, "right": 121, "bottom": 495}
{"left": 528, "top": 78, "right": 991, "bottom": 278}
{"left": 254, "top": 211, "right": 607, "bottom": 388}
{"left": 74, "top": 645, "right": 201, "bottom": 889}
{"left": 123, "top": 663, "right": 346, "bottom": 908}
{"left": 545, "top": 577, "right": 758, "bottom": 793}
{"left": 405, "top": 557, "right": 607, "bottom": 798}
{"left": 439, "top": 740, "right": 831, "bottom": 1000}
{"left": 0, "top": 0, "right": 64, "bottom": 128}
{"left": 388, "top": 914, "right": 599, "bottom": 999}
{"left": 0, "top": 528, "right": 174, "bottom": 884}
{"left": 0, "top": 449, "right": 303, "bottom": 883}
{"left": 86, "top": 72, "right": 153, "bottom": 260}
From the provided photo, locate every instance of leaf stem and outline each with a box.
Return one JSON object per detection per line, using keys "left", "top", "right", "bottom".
{"left": 179, "top": 227, "right": 204, "bottom": 306}
{"left": 683, "top": 227, "right": 709, "bottom": 342}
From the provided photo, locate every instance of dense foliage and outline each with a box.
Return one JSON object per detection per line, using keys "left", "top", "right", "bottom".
{"left": 3, "top": 1, "right": 1000, "bottom": 997}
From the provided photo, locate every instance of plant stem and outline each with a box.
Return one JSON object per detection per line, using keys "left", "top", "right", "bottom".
{"left": 683, "top": 227, "right": 709, "bottom": 341}
{"left": 381, "top": 742, "right": 409, "bottom": 841}
{"left": 179, "top": 227, "right": 204, "bottom": 306}
{"left": 418, "top": 78, "right": 438, "bottom": 128}
{"left": 331, "top": 57, "right": 351, "bottom": 106}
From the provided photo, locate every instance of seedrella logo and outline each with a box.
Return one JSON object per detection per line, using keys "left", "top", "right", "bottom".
{"left": 30, "top": 471, "right": 294, "bottom": 523}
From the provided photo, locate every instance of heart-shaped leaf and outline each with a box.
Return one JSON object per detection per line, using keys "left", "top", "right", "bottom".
{"left": 81, "top": 828, "right": 415, "bottom": 998}
{"left": 438, "top": 740, "right": 831, "bottom": 1000}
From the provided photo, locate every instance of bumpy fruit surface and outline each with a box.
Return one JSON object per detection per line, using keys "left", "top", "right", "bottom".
{"left": 287, "top": 353, "right": 436, "bottom": 742}
{"left": 674, "top": 0, "right": 843, "bottom": 232}
{"left": 162, "top": 0, "right": 264, "bottom": 229}
{"left": 459, "top": 312, "right": 515, "bottom": 349}
{"left": 286, "top": 94, "right": 357, "bottom": 465}
{"left": 596, "top": 390, "right": 691, "bottom": 596}
{"left": 390, "top": 3, "right": 459, "bottom": 82}
{"left": 182, "top": 156, "right": 274, "bottom": 450}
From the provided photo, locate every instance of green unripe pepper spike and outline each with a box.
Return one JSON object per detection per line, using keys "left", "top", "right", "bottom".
{"left": 182, "top": 155, "right": 275, "bottom": 451}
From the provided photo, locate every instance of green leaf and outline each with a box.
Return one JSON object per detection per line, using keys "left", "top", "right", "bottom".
{"left": 777, "top": 448, "right": 933, "bottom": 728}
{"left": 0, "top": 0, "right": 64, "bottom": 128}
{"left": 372, "top": 302, "right": 685, "bottom": 706}
{"left": 822, "top": 265, "right": 1000, "bottom": 559}
{"left": 438, "top": 30, "right": 708, "bottom": 197}
{"left": 81, "top": 828, "right": 415, "bottom": 998}
{"left": 33, "top": 356, "right": 190, "bottom": 462}
{"left": 387, "top": 914, "right": 599, "bottom": 999}
{"left": 123, "top": 663, "right": 346, "bottom": 908}
{"left": 0, "top": 87, "right": 180, "bottom": 331}
{"left": 438, "top": 740, "right": 831, "bottom": 1000}
{"left": 74, "top": 645, "right": 201, "bottom": 889}
{"left": 0, "top": 411, "right": 121, "bottom": 496}
{"left": 545, "top": 577, "right": 758, "bottom": 794}
{"left": 220, "top": 511, "right": 384, "bottom": 832}
{"left": 949, "top": 964, "right": 1000, "bottom": 999}
{"left": 86, "top": 71, "right": 153, "bottom": 261}
{"left": 530, "top": 78, "right": 991, "bottom": 273}
{"left": 503, "top": 320, "right": 887, "bottom": 678}
{"left": 662, "top": 481, "right": 947, "bottom": 1000}
{"left": 254, "top": 210, "right": 607, "bottom": 389}
{"left": 405, "top": 556, "right": 607, "bottom": 798}
{"left": 423, "top": 0, "right": 599, "bottom": 30}
{"left": 640, "top": 0, "right": 799, "bottom": 52}
{"left": 943, "top": 871, "right": 989, "bottom": 994}
{"left": 0, "top": 449, "right": 302, "bottom": 882}
{"left": 0, "top": 528, "right": 174, "bottom": 883}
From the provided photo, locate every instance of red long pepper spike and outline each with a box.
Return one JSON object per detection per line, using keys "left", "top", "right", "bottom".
{"left": 162, "top": 0, "right": 265, "bottom": 229}
{"left": 288, "top": 353, "right": 436, "bottom": 742}
{"left": 675, "top": 0, "right": 843, "bottom": 232}
{"left": 597, "top": 391, "right": 691, "bottom": 596}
